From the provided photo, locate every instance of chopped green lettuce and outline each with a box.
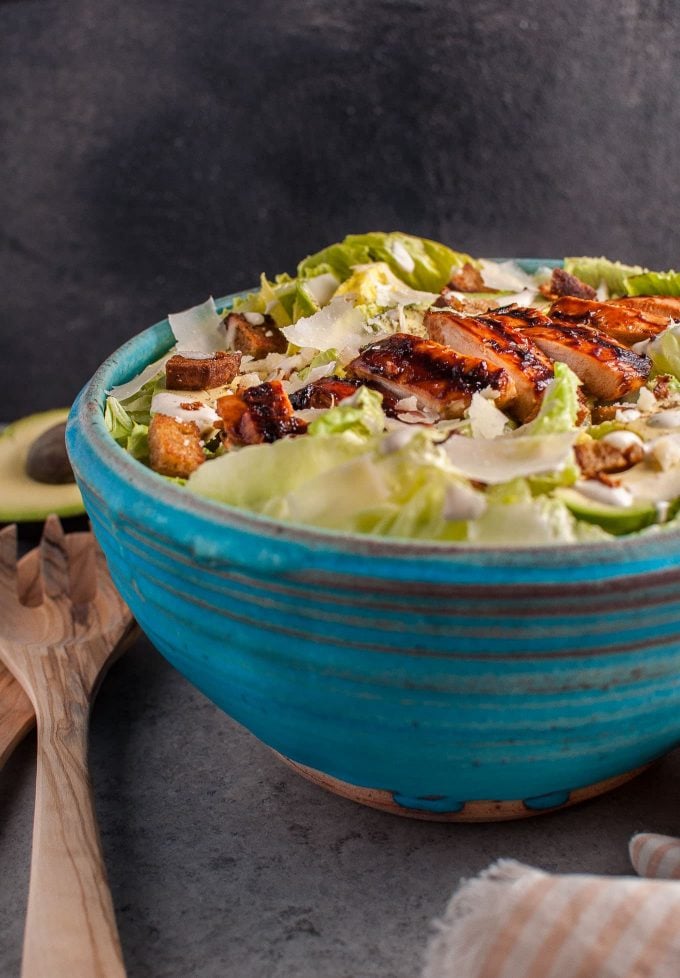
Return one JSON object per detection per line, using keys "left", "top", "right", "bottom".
{"left": 188, "top": 433, "right": 372, "bottom": 515}
{"left": 334, "top": 262, "right": 438, "bottom": 311}
{"left": 104, "top": 398, "right": 149, "bottom": 461}
{"left": 296, "top": 349, "right": 341, "bottom": 382}
{"left": 649, "top": 322, "right": 680, "bottom": 378}
{"left": 625, "top": 270, "right": 680, "bottom": 296}
{"left": 467, "top": 479, "right": 585, "bottom": 545}
{"left": 308, "top": 386, "right": 385, "bottom": 438}
{"left": 563, "top": 257, "right": 647, "bottom": 295}
{"left": 298, "top": 232, "right": 476, "bottom": 293}
{"left": 518, "top": 362, "right": 582, "bottom": 437}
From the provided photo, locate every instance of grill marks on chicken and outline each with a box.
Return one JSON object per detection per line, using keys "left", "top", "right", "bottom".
{"left": 289, "top": 377, "right": 362, "bottom": 410}
{"left": 549, "top": 296, "right": 669, "bottom": 346}
{"left": 424, "top": 308, "right": 553, "bottom": 421}
{"left": 217, "top": 380, "right": 307, "bottom": 445}
{"left": 347, "top": 333, "right": 512, "bottom": 418}
{"left": 503, "top": 308, "right": 651, "bottom": 401}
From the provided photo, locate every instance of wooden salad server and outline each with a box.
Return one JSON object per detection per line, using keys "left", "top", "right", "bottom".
{"left": 0, "top": 537, "right": 137, "bottom": 770}
{"left": 0, "top": 517, "right": 134, "bottom": 978}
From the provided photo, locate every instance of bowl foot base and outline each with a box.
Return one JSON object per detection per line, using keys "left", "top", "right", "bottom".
{"left": 273, "top": 752, "right": 651, "bottom": 821}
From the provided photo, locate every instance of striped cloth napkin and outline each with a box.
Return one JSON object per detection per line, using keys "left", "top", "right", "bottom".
{"left": 423, "top": 833, "right": 680, "bottom": 978}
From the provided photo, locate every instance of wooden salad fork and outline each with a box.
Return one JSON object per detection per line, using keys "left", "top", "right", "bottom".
{"left": 0, "top": 517, "right": 134, "bottom": 978}
{"left": 1, "top": 539, "right": 75, "bottom": 768}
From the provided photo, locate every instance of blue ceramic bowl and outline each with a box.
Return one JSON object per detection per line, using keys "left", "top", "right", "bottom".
{"left": 66, "top": 261, "right": 680, "bottom": 820}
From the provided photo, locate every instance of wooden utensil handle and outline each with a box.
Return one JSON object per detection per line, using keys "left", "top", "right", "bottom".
{"left": 0, "top": 667, "right": 34, "bottom": 769}
{"left": 22, "top": 712, "right": 126, "bottom": 978}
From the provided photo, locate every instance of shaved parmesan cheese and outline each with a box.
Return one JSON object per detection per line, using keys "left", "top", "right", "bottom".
{"left": 178, "top": 350, "right": 214, "bottom": 360}
{"left": 282, "top": 296, "right": 371, "bottom": 352}
{"left": 285, "top": 362, "right": 337, "bottom": 396}
{"left": 107, "top": 351, "right": 173, "bottom": 400}
{"left": 233, "top": 372, "right": 263, "bottom": 390}
{"left": 169, "top": 297, "right": 226, "bottom": 353}
{"left": 444, "top": 431, "right": 576, "bottom": 483}
{"left": 649, "top": 434, "right": 680, "bottom": 470}
{"left": 395, "top": 396, "right": 419, "bottom": 412}
{"left": 637, "top": 387, "right": 657, "bottom": 413}
{"left": 478, "top": 260, "right": 536, "bottom": 292}
{"left": 303, "top": 272, "right": 340, "bottom": 306}
{"left": 467, "top": 392, "right": 509, "bottom": 440}
{"left": 489, "top": 288, "right": 538, "bottom": 309}
{"left": 374, "top": 281, "right": 438, "bottom": 309}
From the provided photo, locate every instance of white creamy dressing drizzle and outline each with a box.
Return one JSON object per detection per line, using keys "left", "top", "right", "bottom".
{"left": 243, "top": 311, "right": 265, "bottom": 325}
{"left": 601, "top": 430, "right": 644, "bottom": 451}
{"left": 648, "top": 410, "right": 680, "bottom": 429}
{"left": 150, "top": 392, "right": 221, "bottom": 432}
{"left": 575, "top": 480, "right": 634, "bottom": 509}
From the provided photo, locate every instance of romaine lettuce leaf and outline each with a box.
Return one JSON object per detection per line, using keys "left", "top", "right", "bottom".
{"left": 648, "top": 321, "right": 680, "bottom": 378}
{"left": 188, "top": 433, "right": 371, "bottom": 513}
{"left": 334, "top": 262, "right": 438, "bottom": 309}
{"left": 466, "top": 479, "right": 583, "bottom": 545}
{"left": 563, "top": 256, "right": 646, "bottom": 295}
{"left": 518, "top": 362, "right": 582, "bottom": 436}
{"left": 308, "top": 386, "right": 385, "bottom": 438}
{"left": 298, "top": 232, "right": 476, "bottom": 293}
{"left": 104, "top": 397, "right": 149, "bottom": 461}
{"left": 625, "top": 270, "right": 680, "bottom": 296}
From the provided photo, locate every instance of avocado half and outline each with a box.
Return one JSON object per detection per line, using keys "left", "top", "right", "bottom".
{"left": 0, "top": 409, "right": 85, "bottom": 522}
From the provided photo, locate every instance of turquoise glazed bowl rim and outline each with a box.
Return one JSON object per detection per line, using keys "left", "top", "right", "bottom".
{"left": 68, "top": 258, "right": 680, "bottom": 568}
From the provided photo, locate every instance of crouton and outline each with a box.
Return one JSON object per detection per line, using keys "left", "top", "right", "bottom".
{"left": 574, "top": 438, "right": 644, "bottom": 481}
{"left": 538, "top": 268, "right": 597, "bottom": 300}
{"left": 447, "top": 263, "right": 491, "bottom": 293}
{"left": 225, "top": 313, "right": 288, "bottom": 358}
{"left": 148, "top": 413, "right": 205, "bottom": 478}
{"left": 165, "top": 351, "right": 241, "bottom": 390}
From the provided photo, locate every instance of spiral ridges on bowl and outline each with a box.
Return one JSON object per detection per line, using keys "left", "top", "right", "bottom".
{"left": 65, "top": 270, "right": 680, "bottom": 819}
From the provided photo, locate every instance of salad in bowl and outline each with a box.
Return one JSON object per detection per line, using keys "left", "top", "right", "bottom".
{"left": 104, "top": 232, "right": 680, "bottom": 546}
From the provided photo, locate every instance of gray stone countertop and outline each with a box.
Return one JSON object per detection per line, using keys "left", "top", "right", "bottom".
{"left": 1, "top": 634, "right": 678, "bottom": 978}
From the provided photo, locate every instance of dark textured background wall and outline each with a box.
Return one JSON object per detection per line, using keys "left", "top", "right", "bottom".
{"left": 2, "top": 0, "right": 680, "bottom": 415}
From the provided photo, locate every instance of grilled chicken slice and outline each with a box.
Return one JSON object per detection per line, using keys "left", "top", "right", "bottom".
{"left": 549, "top": 296, "right": 668, "bottom": 346}
{"left": 289, "top": 377, "right": 362, "bottom": 410}
{"left": 289, "top": 375, "right": 403, "bottom": 417}
{"left": 347, "top": 333, "right": 512, "bottom": 419}
{"left": 217, "top": 380, "right": 307, "bottom": 445}
{"left": 607, "top": 295, "right": 680, "bottom": 322}
{"left": 514, "top": 317, "right": 651, "bottom": 401}
{"left": 424, "top": 308, "right": 553, "bottom": 421}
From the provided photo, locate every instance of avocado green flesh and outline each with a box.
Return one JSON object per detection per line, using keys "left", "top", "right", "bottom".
{"left": 0, "top": 409, "right": 85, "bottom": 521}
{"left": 555, "top": 488, "right": 659, "bottom": 535}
